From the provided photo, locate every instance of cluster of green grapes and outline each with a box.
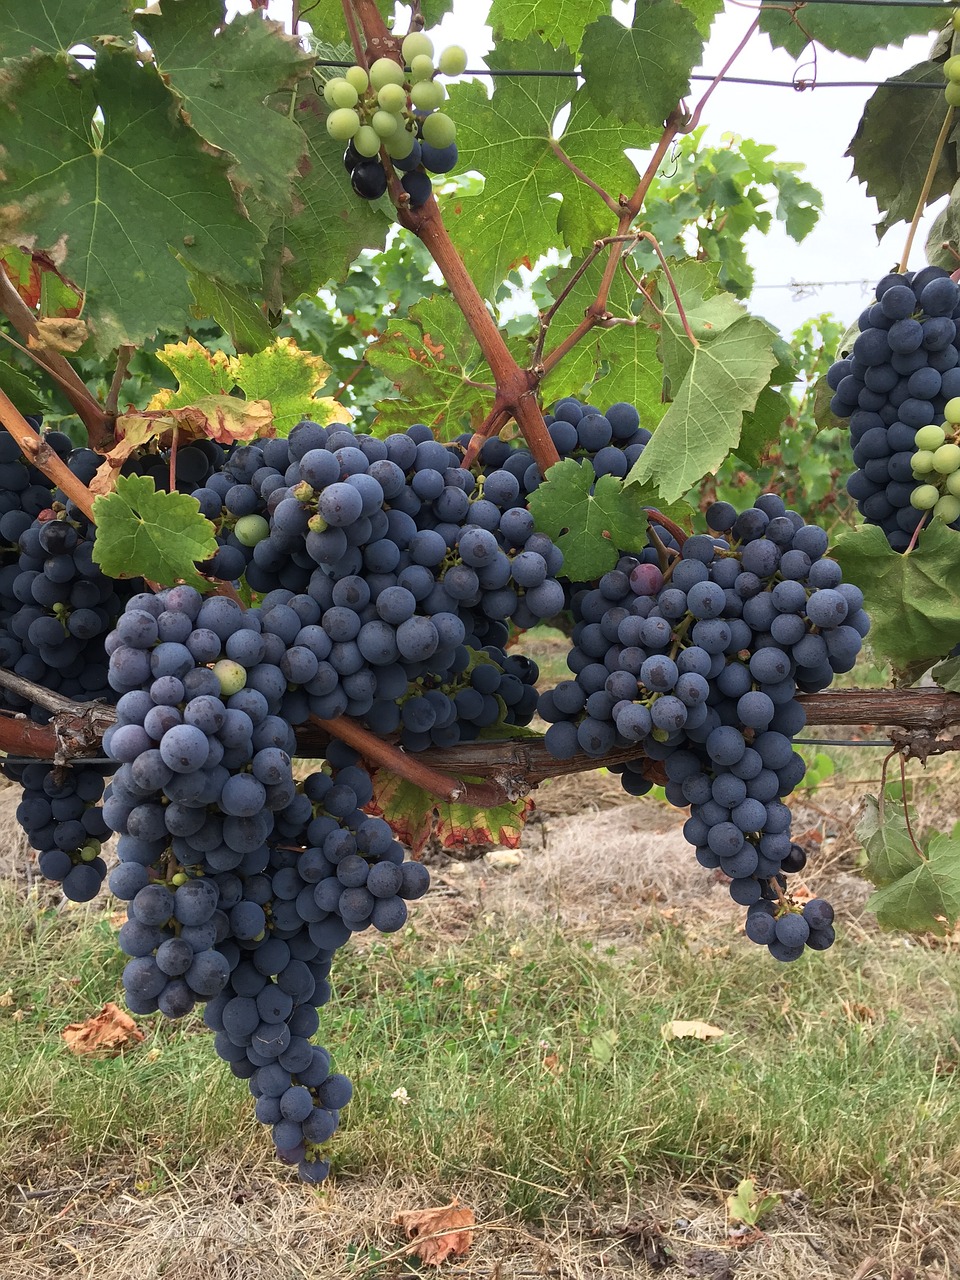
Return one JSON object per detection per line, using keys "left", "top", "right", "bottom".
{"left": 910, "top": 399, "right": 960, "bottom": 522}
{"left": 323, "top": 33, "right": 468, "bottom": 206}
{"left": 942, "top": 11, "right": 960, "bottom": 105}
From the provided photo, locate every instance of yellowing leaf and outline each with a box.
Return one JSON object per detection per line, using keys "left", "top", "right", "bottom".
{"left": 661, "top": 1019, "right": 726, "bottom": 1042}
{"left": 394, "top": 1199, "right": 476, "bottom": 1267}
{"left": 589, "top": 1028, "right": 619, "bottom": 1065}
{"left": 726, "top": 1178, "right": 780, "bottom": 1227}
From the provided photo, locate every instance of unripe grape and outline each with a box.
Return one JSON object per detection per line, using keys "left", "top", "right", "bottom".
{"left": 402, "top": 32, "right": 434, "bottom": 62}
{"left": 947, "top": 470, "right": 960, "bottom": 496}
{"left": 935, "top": 493, "right": 960, "bottom": 522}
{"left": 326, "top": 107, "right": 361, "bottom": 142}
{"left": 370, "top": 57, "right": 405, "bottom": 89}
{"left": 911, "top": 449, "right": 937, "bottom": 475}
{"left": 385, "top": 126, "right": 416, "bottom": 159}
{"left": 945, "top": 81, "right": 960, "bottom": 107}
{"left": 439, "top": 45, "right": 468, "bottom": 77}
{"left": 411, "top": 79, "right": 445, "bottom": 111}
{"left": 353, "top": 124, "right": 382, "bottom": 157}
{"left": 324, "top": 78, "right": 358, "bottom": 108}
{"left": 377, "top": 82, "right": 407, "bottom": 113}
{"left": 933, "top": 442, "right": 960, "bottom": 473}
{"left": 345, "top": 65, "right": 369, "bottom": 93}
{"left": 410, "top": 54, "right": 436, "bottom": 83}
{"left": 421, "top": 111, "right": 456, "bottom": 149}
{"left": 910, "top": 483, "right": 941, "bottom": 510}
{"left": 944, "top": 396, "right": 960, "bottom": 424}
{"left": 235, "top": 514, "right": 270, "bottom": 547}
{"left": 945, "top": 54, "right": 960, "bottom": 80}
{"left": 914, "top": 423, "right": 946, "bottom": 450}
{"left": 372, "top": 109, "right": 400, "bottom": 138}
{"left": 214, "top": 659, "right": 247, "bottom": 697}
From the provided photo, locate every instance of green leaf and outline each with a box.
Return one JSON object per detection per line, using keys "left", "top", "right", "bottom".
{"left": 846, "top": 62, "right": 960, "bottom": 239}
{"left": 0, "top": 351, "right": 45, "bottom": 413}
{"left": 92, "top": 474, "right": 218, "bottom": 590}
{"left": 759, "top": 0, "right": 945, "bottom": 60}
{"left": 737, "top": 385, "right": 790, "bottom": 469}
{"left": 187, "top": 271, "right": 275, "bottom": 354}
{"left": 812, "top": 374, "right": 847, "bottom": 435}
{"left": 527, "top": 458, "right": 650, "bottom": 578}
{"left": 932, "top": 656, "right": 960, "bottom": 692}
{"left": 488, "top": 0, "right": 610, "bottom": 54}
{"left": 832, "top": 521, "right": 960, "bottom": 677}
{"left": 628, "top": 317, "right": 780, "bottom": 505}
{"left": 580, "top": 6, "right": 703, "bottom": 131}
{"left": 365, "top": 293, "right": 497, "bottom": 439}
{"left": 233, "top": 338, "right": 346, "bottom": 437}
{"left": 136, "top": 0, "right": 313, "bottom": 212}
{"left": 0, "top": 0, "right": 132, "bottom": 59}
{"left": 857, "top": 793, "right": 921, "bottom": 888}
{"left": 554, "top": 95, "right": 646, "bottom": 254}
{"left": 269, "top": 85, "right": 390, "bottom": 305}
{"left": 444, "top": 40, "right": 575, "bottom": 296}
{"left": 0, "top": 49, "right": 264, "bottom": 354}
{"left": 867, "top": 831, "right": 960, "bottom": 935}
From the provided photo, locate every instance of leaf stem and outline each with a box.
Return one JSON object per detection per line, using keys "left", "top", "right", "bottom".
{"left": 900, "top": 105, "right": 955, "bottom": 274}
{"left": 679, "top": 16, "right": 760, "bottom": 137}
{"left": 548, "top": 140, "right": 621, "bottom": 214}
{"left": 0, "top": 387, "right": 96, "bottom": 522}
{"left": 904, "top": 511, "right": 928, "bottom": 555}
{"left": 105, "top": 345, "right": 134, "bottom": 418}
{"left": 898, "top": 751, "right": 928, "bottom": 862}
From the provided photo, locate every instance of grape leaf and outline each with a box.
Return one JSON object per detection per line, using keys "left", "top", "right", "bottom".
{"left": 926, "top": 177, "right": 960, "bottom": 271}
{"left": 737, "top": 385, "right": 790, "bottom": 468}
{"left": 527, "top": 458, "right": 650, "bottom": 578}
{"left": 812, "top": 374, "right": 847, "bottom": 435}
{"left": 366, "top": 769, "right": 532, "bottom": 855}
{"left": 627, "top": 317, "right": 779, "bottom": 505}
{"left": 488, "top": 0, "right": 609, "bottom": 54}
{"left": 0, "top": 49, "right": 264, "bottom": 354}
{"left": 553, "top": 95, "right": 648, "bottom": 255}
{"left": 846, "top": 62, "right": 960, "bottom": 240}
{"left": 234, "top": 338, "right": 349, "bottom": 436}
{"left": 0, "top": 0, "right": 133, "bottom": 59}
{"left": 857, "top": 793, "right": 921, "bottom": 887}
{"left": 580, "top": 6, "right": 703, "bottom": 132}
{"left": 135, "top": 0, "right": 314, "bottom": 211}
{"left": 150, "top": 338, "right": 233, "bottom": 407}
{"left": 187, "top": 271, "right": 275, "bottom": 353}
{"left": 759, "top": 0, "right": 945, "bottom": 61}
{"left": 832, "top": 521, "right": 960, "bottom": 677}
{"left": 92, "top": 475, "right": 218, "bottom": 591}
{"left": 443, "top": 40, "right": 576, "bottom": 297}
{"left": 932, "top": 656, "right": 960, "bottom": 692}
{"left": 866, "top": 831, "right": 960, "bottom": 935}
{"left": 365, "top": 294, "right": 498, "bottom": 439}
{"left": 0, "top": 351, "right": 44, "bottom": 413}
{"left": 268, "top": 85, "right": 390, "bottom": 305}
{"left": 679, "top": 0, "right": 725, "bottom": 37}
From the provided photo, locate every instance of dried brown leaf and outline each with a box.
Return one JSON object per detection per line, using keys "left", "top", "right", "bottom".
{"left": 31, "top": 316, "right": 88, "bottom": 352}
{"left": 661, "top": 1019, "right": 726, "bottom": 1042}
{"left": 394, "top": 1198, "right": 476, "bottom": 1266}
{"left": 62, "top": 1002, "right": 145, "bottom": 1057}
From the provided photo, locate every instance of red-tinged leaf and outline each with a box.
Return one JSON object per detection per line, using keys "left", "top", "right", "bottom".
{"left": 1, "top": 243, "right": 83, "bottom": 315}
{"left": 367, "top": 769, "right": 534, "bottom": 855}
{"left": 433, "top": 793, "right": 535, "bottom": 851}
{"left": 62, "top": 1002, "right": 145, "bottom": 1057}
{"left": 394, "top": 1199, "right": 476, "bottom": 1267}
{"left": 366, "top": 770, "right": 437, "bottom": 855}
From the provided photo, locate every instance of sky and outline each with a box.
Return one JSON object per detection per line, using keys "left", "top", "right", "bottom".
{"left": 234, "top": 1, "right": 944, "bottom": 339}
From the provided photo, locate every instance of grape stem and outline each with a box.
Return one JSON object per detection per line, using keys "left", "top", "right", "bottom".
{"left": 904, "top": 511, "right": 928, "bottom": 555}
{"left": 0, "top": 387, "right": 97, "bottom": 522}
{"left": 105, "top": 345, "right": 134, "bottom": 418}
{"left": 898, "top": 751, "right": 928, "bottom": 863}
{"left": 899, "top": 105, "right": 955, "bottom": 274}
{"left": 0, "top": 268, "right": 111, "bottom": 450}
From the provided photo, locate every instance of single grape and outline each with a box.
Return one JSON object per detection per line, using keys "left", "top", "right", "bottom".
{"left": 933, "top": 442, "right": 960, "bottom": 474}
{"left": 345, "top": 64, "right": 369, "bottom": 93}
{"left": 353, "top": 125, "right": 382, "bottom": 158}
{"left": 328, "top": 79, "right": 359, "bottom": 108}
{"left": 421, "top": 112, "right": 456, "bottom": 149}
{"left": 410, "top": 54, "right": 436, "bottom": 83}
{"left": 411, "top": 80, "right": 446, "bottom": 112}
{"left": 377, "top": 82, "right": 407, "bottom": 113}
{"left": 910, "top": 484, "right": 941, "bottom": 511}
{"left": 402, "top": 32, "right": 434, "bottom": 62}
{"left": 371, "top": 110, "right": 399, "bottom": 139}
{"left": 369, "top": 57, "right": 405, "bottom": 89}
{"left": 914, "top": 424, "right": 946, "bottom": 450}
{"left": 326, "top": 108, "right": 360, "bottom": 142}
{"left": 438, "top": 46, "right": 468, "bottom": 76}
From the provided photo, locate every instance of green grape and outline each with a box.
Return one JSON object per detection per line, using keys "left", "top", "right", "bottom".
{"left": 214, "top": 659, "right": 247, "bottom": 696}
{"left": 354, "top": 124, "right": 382, "bottom": 157}
{"left": 370, "top": 57, "right": 405, "bottom": 89}
{"left": 944, "top": 397, "right": 960, "bottom": 424}
{"left": 410, "top": 54, "right": 436, "bottom": 83}
{"left": 411, "top": 80, "right": 446, "bottom": 111}
{"left": 945, "top": 54, "right": 960, "bottom": 80}
{"left": 910, "top": 484, "right": 941, "bottom": 511}
{"left": 914, "top": 423, "right": 946, "bottom": 450}
{"left": 933, "top": 442, "right": 960, "bottom": 474}
{"left": 372, "top": 109, "right": 400, "bottom": 138}
{"left": 911, "top": 449, "right": 937, "bottom": 475}
{"left": 235, "top": 514, "right": 270, "bottom": 547}
{"left": 947, "top": 470, "right": 960, "bottom": 497}
{"left": 378, "top": 82, "right": 407, "bottom": 113}
{"left": 385, "top": 125, "right": 416, "bottom": 159}
{"left": 935, "top": 493, "right": 960, "bottom": 522}
{"left": 326, "top": 107, "right": 361, "bottom": 142}
{"left": 946, "top": 81, "right": 960, "bottom": 108}
{"left": 402, "top": 32, "right": 434, "bottom": 62}
{"left": 329, "top": 78, "right": 359, "bottom": 108}
{"left": 438, "top": 45, "right": 468, "bottom": 77}
{"left": 346, "top": 65, "right": 369, "bottom": 93}
{"left": 421, "top": 111, "right": 456, "bottom": 149}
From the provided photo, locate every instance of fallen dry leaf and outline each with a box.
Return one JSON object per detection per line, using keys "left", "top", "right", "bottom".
{"left": 0, "top": 988, "right": 14, "bottom": 1008}
{"left": 661, "top": 1019, "right": 726, "bottom": 1042}
{"left": 394, "top": 1198, "right": 476, "bottom": 1266}
{"left": 841, "top": 1000, "right": 876, "bottom": 1023}
{"left": 62, "top": 1003, "right": 145, "bottom": 1057}
{"left": 31, "top": 316, "right": 89, "bottom": 353}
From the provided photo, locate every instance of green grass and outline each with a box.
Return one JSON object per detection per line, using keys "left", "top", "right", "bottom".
{"left": 3, "top": 885, "right": 960, "bottom": 1215}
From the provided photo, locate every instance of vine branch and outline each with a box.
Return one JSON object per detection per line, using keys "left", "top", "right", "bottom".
{"left": 0, "top": 387, "right": 97, "bottom": 522}
{"left": 900, "top": 104, "right": 955, "bottom": 274}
